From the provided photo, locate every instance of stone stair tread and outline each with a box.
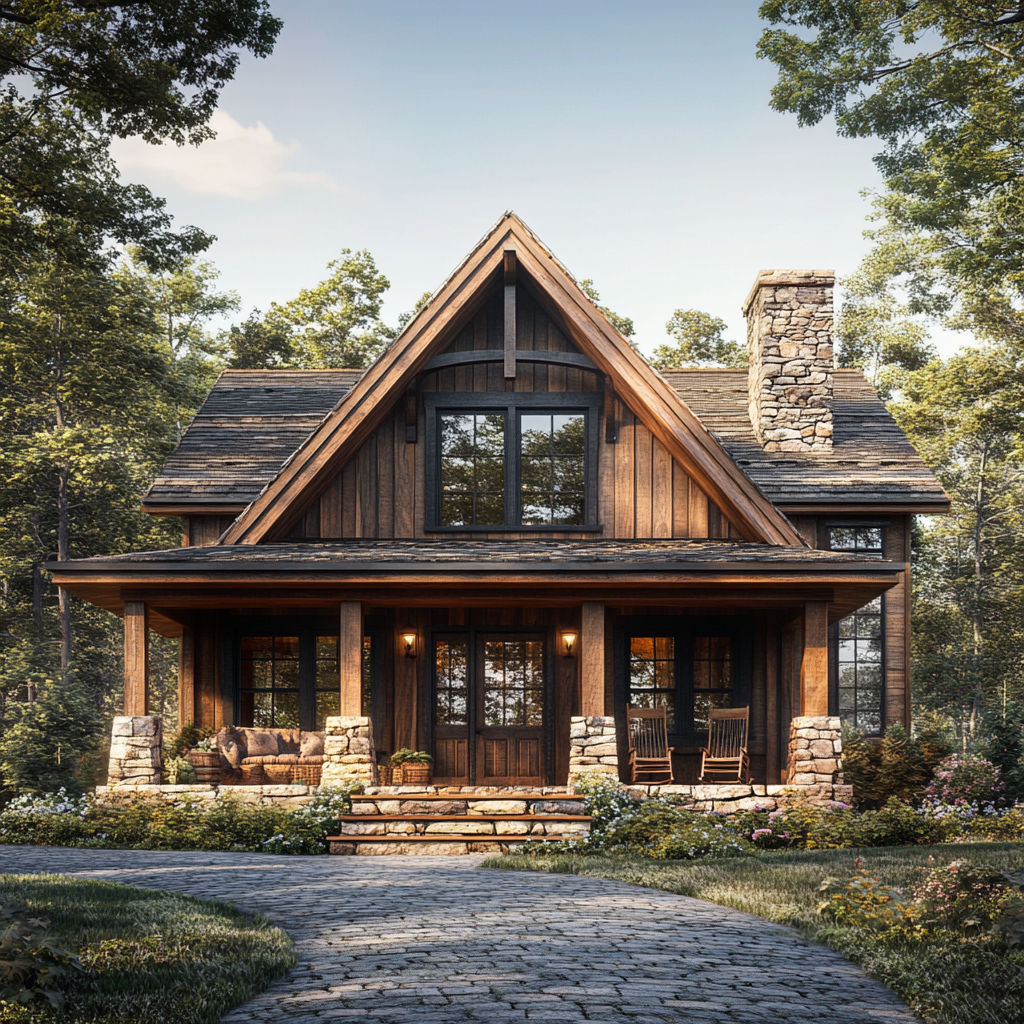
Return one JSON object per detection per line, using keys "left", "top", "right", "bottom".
{"left": 327, "top": 834, "right": 581, "bottom": 842}
{"left": 338, "top": 813, "right": 591, "bottom": 822}
{"left": 352, "top": 792, "right": 580, "bottom": 801}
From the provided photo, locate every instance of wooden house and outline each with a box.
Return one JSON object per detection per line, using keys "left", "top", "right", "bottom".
{"left": 52, "top": 214, "right": 948, "bottom": 793}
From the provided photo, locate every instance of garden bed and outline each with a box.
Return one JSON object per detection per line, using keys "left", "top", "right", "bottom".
{"left": 486, "top": 844, "right": 1024, "bottom": 1024}
{"left": 0, "top": 873, "right": 293, "bottom": 1023}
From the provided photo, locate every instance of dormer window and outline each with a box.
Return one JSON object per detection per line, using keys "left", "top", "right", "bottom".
{"left": 426, "top": 393, "right": 600, "bottom": 531}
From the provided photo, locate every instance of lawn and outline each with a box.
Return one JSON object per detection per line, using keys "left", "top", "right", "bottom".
{"left": 0, "top": 874, "right": 294, "bottom": 1024}
{"left": 485, "top": 844, "right": 1024, "bottom": 1024}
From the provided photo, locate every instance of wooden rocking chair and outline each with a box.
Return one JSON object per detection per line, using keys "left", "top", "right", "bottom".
{"left": 627, "top": 707, "right": 674, "bottom": 785}
{"left": 699, "top": 706, "right": 751, "bottom": 783}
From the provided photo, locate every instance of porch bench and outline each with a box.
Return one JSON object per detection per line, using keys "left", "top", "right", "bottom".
{"left": 215, "top": 727, "right": 325, "bottom": 785}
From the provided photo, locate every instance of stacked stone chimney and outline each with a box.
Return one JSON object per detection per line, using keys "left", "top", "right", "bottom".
{"left": 742, "top": 270, "right": 834, "bottom": 452}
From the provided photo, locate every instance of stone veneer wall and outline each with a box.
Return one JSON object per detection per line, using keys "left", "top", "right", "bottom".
{"left": 321, "top": 715, "right": 376, "bottom": 787}
{"left": 743, "top": 269, "right": 834, "bottom": 452}
{"left": 784, "top": 715, "right": 853, "bottom": 804}
{"left": 107, "top": 715, "right": 162, "bottom": 786}
{"left": 567, "top": 716, "right": 618, "bottom": 788}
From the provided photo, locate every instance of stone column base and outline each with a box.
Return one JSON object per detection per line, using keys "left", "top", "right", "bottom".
{"left": 568, "top": 716, "right": 618, "bottom": 789}
{"left": 322, "top": 716, "right": 376, "bottom": 787}
{"left": 107, "top": 715, "right": 162, "bottom": 786}
{"left": 786, "top": 715, "right": 844, "bottom": 787}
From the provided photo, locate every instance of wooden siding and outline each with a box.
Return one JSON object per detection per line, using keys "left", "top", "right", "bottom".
{"left": 287, "top": 286, "right": 737, "bottom": 541}
{"left": 182, "top": 516, "right": 235, "bottom": 547}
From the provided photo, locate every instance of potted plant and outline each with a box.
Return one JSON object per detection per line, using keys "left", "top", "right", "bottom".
{"left": 390, "top": 748, "right": 433, "bottom": 785}
{"left": 186, "top": 734, "right": 220, "bottom": 784}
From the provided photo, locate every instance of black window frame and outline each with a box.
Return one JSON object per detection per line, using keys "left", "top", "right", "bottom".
{"left": 226, "top": 615, "right": 379, "bottom": 732}
{"left": 826, "top": 524, "right": 887, "bottom": 736}
{"left": 424, "top": 392, "right": 602, "bottom": 531}
{"left": 616, "top": 616, "right": 752, "bottom": 747}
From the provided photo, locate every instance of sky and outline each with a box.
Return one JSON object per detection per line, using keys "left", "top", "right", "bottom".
{"left": 111, "top": 0, "right": 891, "bottom": 358}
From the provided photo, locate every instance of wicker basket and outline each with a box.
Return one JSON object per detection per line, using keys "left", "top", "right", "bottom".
{"left": 263, "top": 763, "right": 294, "bottom": 785}
{"left": 376, "top": 765, "right": 393, "bottom": 786}
{"left": 399, "top": 763, "right": 431, "bottom": 785}
{"left": 290, "top": 763, "right": 322, "bottom": 786}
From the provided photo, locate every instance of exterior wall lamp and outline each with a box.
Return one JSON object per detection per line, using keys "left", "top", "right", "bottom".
{"left": 561, "top": 631, "right": 577, "bottom": 658}
{"left": 401, "top": 630, "right": 417, "bottom": 658}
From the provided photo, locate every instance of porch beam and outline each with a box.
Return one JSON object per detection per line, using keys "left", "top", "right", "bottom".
{"left": 504, "top": 249, "right": 517, "bottom": 379}
{"left": 339, "top": 601, "right": 364, "bottom": 716}
{"left": 800, "top": 600, "right": 829, "bottom": 717}
{"left": 123, "top": 601, "right": 149, "bottom": 716}
{"left": 581, "top": 601, "right": 605, "bottom": 717}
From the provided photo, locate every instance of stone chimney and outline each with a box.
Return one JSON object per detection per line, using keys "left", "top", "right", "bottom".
{"left": 742, "top": 269, "right": 834, "bottom": 452}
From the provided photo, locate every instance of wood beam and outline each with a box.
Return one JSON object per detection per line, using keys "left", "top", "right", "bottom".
{"left": 581, "top": 601, "right": 605, "bottom": 717}
{"left": 604, "top": 376, "right": 618, "bottom": 443}
{"left": 339, "top": 601, "right": 364, "bottom": 716}
{"left": 405, "top": 380, "right": 417, "bottom": 443}
{"left": 800, "top": 600, "right": 829, "bottom": 717}
{"left": 503, "top": 249, "right": 517, "bottom": 379}
{"left": 124, "top": 601, "right": 149, "bottom": 716}
{"left": 178, "top": 626, "right": 195, "bottom": 725}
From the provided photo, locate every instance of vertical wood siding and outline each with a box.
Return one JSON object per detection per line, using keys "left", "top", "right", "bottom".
{"left": 287, "top": 286, "right": 738, "bottom": 540}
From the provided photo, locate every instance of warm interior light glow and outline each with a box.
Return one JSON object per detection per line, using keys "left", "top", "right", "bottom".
{"left": 401, "top": 631, "right": 417, "bottom": 657}
{"left": 562, "top": 631, "right": 577, "bottom": 657}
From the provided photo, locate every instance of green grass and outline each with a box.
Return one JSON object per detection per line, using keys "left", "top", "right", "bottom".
{"left": 484, "top": 844, "right": 1024, "bottom": 1024}
{"left": 0, "top": 874, "right": 295, "bottom": 1024}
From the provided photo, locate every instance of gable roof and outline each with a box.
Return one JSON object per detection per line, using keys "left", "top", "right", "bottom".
{"left": 218, "top": 212, "right": 804, "bottom": 547}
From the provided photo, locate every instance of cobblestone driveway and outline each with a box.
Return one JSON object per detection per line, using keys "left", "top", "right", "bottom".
{"left": 0, "top": 847, "right": 915, "bottom": 1022}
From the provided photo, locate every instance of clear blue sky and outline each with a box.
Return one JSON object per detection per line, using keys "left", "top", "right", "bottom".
{"left": 113, "top": 0, "right": 887, "bottom": 357}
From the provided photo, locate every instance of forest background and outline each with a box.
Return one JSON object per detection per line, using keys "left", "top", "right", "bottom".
{"left": 1, "top": 0, "right": 1023, "bottom": 794}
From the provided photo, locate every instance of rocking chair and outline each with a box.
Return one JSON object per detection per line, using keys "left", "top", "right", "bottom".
{"left": 698, "top": 706, "right": 751, "bottom": 783}
{"left": 627, "top": 707, "right": 674, "bottom": 785}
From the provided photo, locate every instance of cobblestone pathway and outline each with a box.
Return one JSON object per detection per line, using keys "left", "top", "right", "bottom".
{"left": 0, "top": 847, "right": 915, "bottom": 1022}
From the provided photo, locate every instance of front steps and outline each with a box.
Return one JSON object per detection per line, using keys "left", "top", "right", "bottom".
{"left": 328, "top": 789, "right": 591, "bottom": 855}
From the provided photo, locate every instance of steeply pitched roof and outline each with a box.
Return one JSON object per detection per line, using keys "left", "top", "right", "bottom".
{"left": 144, "top": 365, "right": 947, "bottom": 515}
{"left": 216, "top": 212, "right": 805, "bottom": 547}
{"left": 142, "top": 370, "right": 361, "bottom": 510}
{"left": 665, "top": 369, "right": 949, "bottom": 511}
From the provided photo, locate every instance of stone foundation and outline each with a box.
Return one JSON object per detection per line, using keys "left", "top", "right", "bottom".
{"left": 568, "top": 716, "right": 618, "bottom": 787}
{"left": 321, "top": 716, "right": 376, "bottom": 787}
{"left": 106, "top": 716, "right": 162, "bottom": 786}
{"left": 94, "top": 783, "right": 321, "bottom": 809}
{"left": 624, "top": 782, "right": 850, "bottom": 811}
{"left": 784, "top": 715, "right": 852, "bottom": 804}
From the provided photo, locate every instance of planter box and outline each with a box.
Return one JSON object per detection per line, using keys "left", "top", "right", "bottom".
{"left": 188, "top": 750, "right": 221, "bottom": 785}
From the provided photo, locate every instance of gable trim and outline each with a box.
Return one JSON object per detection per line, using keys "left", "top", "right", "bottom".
{"left": 220, "top": 214, "right": 804, "bottom": 547}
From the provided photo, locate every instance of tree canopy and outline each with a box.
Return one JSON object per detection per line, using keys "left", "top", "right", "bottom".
{"left": 652, "top": 309, "right": 747, "bottom": 369}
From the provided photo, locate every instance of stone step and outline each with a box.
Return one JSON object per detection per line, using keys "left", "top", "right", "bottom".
{"left": 338, "top": 814, "right": 590, "bottom": 821}
{"left": 328, "top": 834, "right": 583, "bottom": 855}
{"left": 350, "top": 795, "right": 586, "bottom": 816}
{"left": 352, "top": 791, "right": 578, "bottom": 800}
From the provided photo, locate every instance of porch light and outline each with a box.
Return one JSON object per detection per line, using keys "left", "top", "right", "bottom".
{"left": 401, "top": 631, "right": 417, "bottom": 658}
{"left": 561, "top": 631, "right": 577, "bottom": 657}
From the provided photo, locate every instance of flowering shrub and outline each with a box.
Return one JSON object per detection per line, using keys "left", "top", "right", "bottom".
{"left": 925, "top": 754, "right": 1006, "bottom": 809}
{"left": 0, "top": 784, "right": 359, "bottom": 855}
{"left": 817, "top": 857, "right": 1024, "bottom": 945}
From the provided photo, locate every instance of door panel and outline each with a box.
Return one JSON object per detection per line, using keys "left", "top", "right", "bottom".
{"left": 475, "top": 635, "right": 545, "bottom": 786}
{"left": 432, "top": 636, "right": 471, "bottom": 783}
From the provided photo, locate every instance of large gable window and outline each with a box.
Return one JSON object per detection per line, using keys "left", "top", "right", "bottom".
{"left": 427, "top": 393, "right": 599, "bottom": 530}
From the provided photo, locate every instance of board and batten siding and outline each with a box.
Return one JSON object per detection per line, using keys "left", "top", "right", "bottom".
{"left": 286, "top": 285, "right": 738, "bottom": 541}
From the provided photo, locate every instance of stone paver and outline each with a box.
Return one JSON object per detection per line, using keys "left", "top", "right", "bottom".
{"left": 0, "top": 847, "right": 916, "bottom": 1022}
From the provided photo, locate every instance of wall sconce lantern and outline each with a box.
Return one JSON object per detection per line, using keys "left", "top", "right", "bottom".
{"left": 401, "top": 630, "right": 417, "bottom": 658}
{"left": 561, "top": 631, "right": 577, "bottom": 658}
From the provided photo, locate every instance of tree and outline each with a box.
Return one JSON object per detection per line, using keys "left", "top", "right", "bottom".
{"left": 579, "top": 280, "right": 636, "bottom": 344}
{"left": 267, "top": 250, "right": 393, "bottom": 369}
{"left": 224, "top": 309, "right": 294, "bottom": 369}
{"left": 758, "top": 1, "right": 1024, "bottom": 343}
{"left": 0, "top": 2, "right": 281, "bottom": 269}
{"left": 652, "top": 309, "right": 747, "bottom": 368}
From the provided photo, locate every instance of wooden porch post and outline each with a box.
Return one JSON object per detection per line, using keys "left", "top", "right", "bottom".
{"left": 123, "top": 601, "right": 149, "bottom": 716}
{"left": 581, "top": 601, "right": 605, "bottom": 717}
{"left": 339, "top": 601, "right": 364, "bottom": 716}
{"left": 178, "top": 626, "right": 195, "bottom": 726}
{"left": 801, "top": 601, "right": 829, "bottom": 717}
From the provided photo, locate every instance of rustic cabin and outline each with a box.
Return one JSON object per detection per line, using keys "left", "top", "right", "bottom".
{"left": 51, "top": 213, "right": 948, "bottom": 851}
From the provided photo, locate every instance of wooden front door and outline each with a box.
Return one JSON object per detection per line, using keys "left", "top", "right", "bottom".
{"left": 431, "top": 632, "right": 546, "bottom": 786}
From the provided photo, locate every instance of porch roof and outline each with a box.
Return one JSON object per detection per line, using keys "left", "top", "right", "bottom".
{"left": 51, "top": 537, "right": 899, "bottom": 571}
